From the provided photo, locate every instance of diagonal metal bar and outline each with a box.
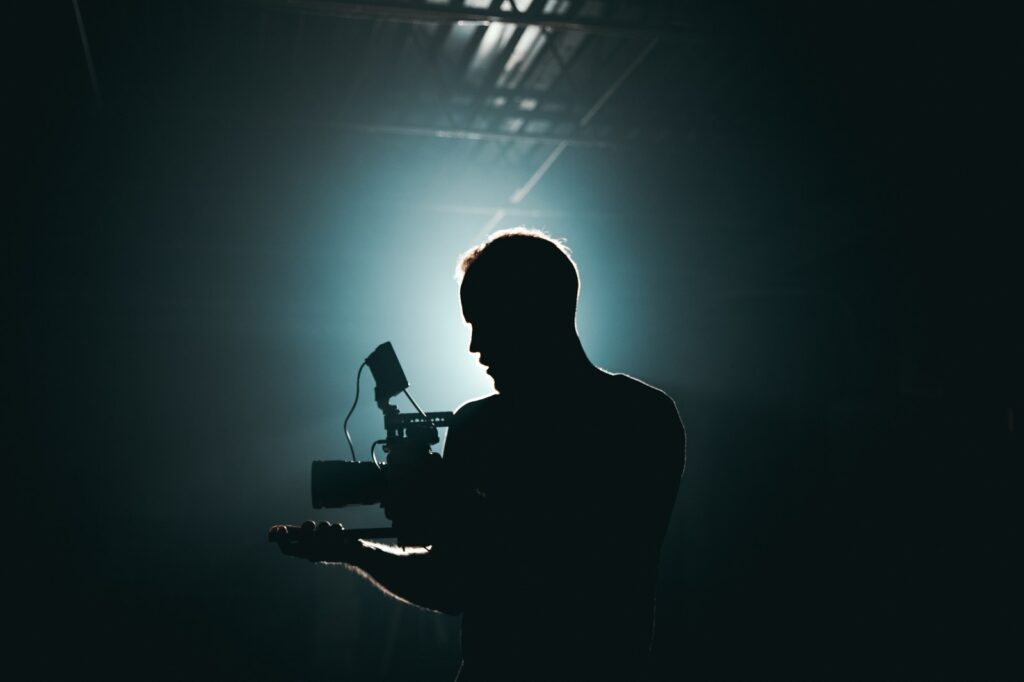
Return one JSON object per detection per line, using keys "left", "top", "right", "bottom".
{"left": 579, "top": 39, "right": 657, "bottom": 128}
{"left": 475, "top": 37, "right": 658, "bottom": 239}
{"left": 71, "top": 0, "right": 102, "bottom": 108}
{"left": 544, "top": 29, "right": 589, "bottom": 100}
{"left": 507, "top": 139, "right": 568, "bottom": 204}
{"left": 531, "top": 0, "right": 592, "bottom": 97}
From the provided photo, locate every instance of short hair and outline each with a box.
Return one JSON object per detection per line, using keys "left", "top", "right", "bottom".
{"left": 456, "top": 227, "right": 580, "bottom": 324}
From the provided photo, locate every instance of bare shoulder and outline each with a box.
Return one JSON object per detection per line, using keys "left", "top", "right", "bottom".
{"left": 601, "top": 370, "right": 681, "bottom": 419}
{"left": 446, "top": 393, "right": 503, "bottom": 442}
{"left": 452, "top": 393, "right": 501, "bottom": 423}
{"left": 602, "top": 371, "right": 686, "bottom": 474}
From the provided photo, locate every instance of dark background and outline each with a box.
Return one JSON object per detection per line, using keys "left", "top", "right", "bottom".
{"left": 13, "top": 1, "right": 1020, "bottom": 679}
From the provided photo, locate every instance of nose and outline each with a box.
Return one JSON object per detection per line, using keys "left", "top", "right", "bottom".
{"left": 469, "top": 324, "right": 494, "bottom": 366}
{"left": 469, "top": 324, "right": 480, "bottom": 356}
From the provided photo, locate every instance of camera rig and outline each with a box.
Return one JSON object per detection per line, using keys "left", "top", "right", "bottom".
{"left": 305, "top": 341, "right": 454, "bottom": 541}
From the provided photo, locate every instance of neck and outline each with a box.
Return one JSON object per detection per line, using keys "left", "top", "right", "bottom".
{"left": 542, "top": 333, "right": 593, "bottom": 374}
{"left": 500, "top": 334, "right": 596, "bottom": 397}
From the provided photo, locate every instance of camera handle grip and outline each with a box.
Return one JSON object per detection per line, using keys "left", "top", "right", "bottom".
{"left": 268, "top": 524, "right": 399, "bottom": 543}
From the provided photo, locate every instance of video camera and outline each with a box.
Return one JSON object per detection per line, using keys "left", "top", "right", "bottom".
{"left": 286, "top": 342, "right": 453, "bottom": 543}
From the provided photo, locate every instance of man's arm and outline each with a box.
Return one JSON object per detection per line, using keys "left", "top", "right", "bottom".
{"left": 269, "top": 521, "right": 466, "bottom": 615}
{"left": 346, "top": 540, "right": 466, "bottom": 614}
{"left": 269, "top": 404, "right": 485, "bottom": 614}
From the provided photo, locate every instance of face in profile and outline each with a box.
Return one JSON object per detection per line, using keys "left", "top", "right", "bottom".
{"left": 458, "top": 231, "right": 581, "bottom": 393}
{"left": 467, "top": 309, "right": 523, "bottom": 393}
{"left": 465, "top": 304, "right": 562, "bottom": 394}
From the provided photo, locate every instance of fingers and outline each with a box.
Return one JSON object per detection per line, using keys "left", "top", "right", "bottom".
{"left": 270, "top": 521, "right": 352, "bottom": 562}
{"left": 268, "top": 524, "right": 289, "bottom": 542}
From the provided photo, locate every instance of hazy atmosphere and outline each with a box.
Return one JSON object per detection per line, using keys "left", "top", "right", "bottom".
{"left": 14, "top": 2, "right": 1019, "bottom": 679}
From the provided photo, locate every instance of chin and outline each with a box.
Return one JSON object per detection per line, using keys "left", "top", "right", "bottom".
{"left": 488, "top": 372, "right": 508, "bottom": 394}
{"left": 489, "top": 367, "right": 532, "bottom": 394}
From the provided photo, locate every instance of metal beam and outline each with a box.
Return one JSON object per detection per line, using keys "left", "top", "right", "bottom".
{"left": 275, "top": 0, "right": 697, "bottom": 41}
{"left": 343, "top": 121, "right": 615, "bottom": 148}
{"left": 417, "top": 203, "right": 570, "bottom": 219}
{"left": 165, "top": 107, "right": 626, "bottom": 148}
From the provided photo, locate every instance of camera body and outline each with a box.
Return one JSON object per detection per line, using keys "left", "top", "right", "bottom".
{"left": 309, "top": 342, "right": 453, "bottom": 540}
{"left": 310, "top": 409, "right": 453, "bottom": 509}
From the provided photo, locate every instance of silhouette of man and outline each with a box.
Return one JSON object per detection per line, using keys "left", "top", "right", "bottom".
{"left": 273, "top": 229, "right": 685, "bottom": 681}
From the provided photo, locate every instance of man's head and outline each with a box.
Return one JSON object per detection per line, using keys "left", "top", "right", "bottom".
{"left": 456, "top": 228, "right": 583, "bottom": 392}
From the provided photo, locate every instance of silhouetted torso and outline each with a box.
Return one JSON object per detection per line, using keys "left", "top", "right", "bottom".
{"left": 442, "top": 367, "right": 685, "bottom": 681}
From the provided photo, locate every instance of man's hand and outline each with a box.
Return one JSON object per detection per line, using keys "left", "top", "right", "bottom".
{"left": 268, "top": 521, "right": 361, "bottom": 563}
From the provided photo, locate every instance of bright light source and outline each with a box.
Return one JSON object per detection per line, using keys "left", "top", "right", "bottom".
{"left": 496, "top": 25, "right": 545, "bottom": 89}
{"left": 468, "top": 23, "right": 517, "bottom": 83}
